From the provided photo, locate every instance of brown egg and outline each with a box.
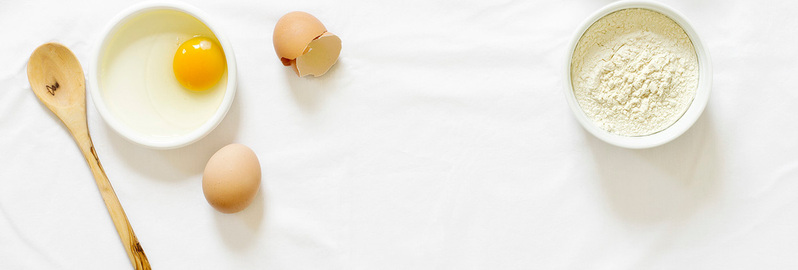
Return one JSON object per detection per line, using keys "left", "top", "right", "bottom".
{"left": 273, "top": 11, "right": 341, "bottom": 77}
{"left": 202, "top": 144, "right": 261, "bottom": 213}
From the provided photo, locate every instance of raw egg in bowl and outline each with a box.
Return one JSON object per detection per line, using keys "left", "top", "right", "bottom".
{"left": 90, "top": 1, "right": 236, "bottom": 149}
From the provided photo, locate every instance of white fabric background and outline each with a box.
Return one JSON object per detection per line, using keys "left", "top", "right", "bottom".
{"left": 2, "top": 0, "right": 798, "bottom": 269}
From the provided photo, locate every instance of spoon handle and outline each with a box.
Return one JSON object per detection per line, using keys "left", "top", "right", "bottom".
{"left": 70, "top": 126, "right": 151, "bottom": 269}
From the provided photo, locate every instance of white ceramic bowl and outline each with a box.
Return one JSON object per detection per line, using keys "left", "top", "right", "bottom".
{"left": 89, "top": 1, "right": 236, "bottom": 149}
{"left": 564, "top": 0, "right": 711, "bottom": 149}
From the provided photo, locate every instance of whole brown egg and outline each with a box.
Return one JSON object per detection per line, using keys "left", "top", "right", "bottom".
{"left": 202, "top": 144, "right": 261, "bottom": 213}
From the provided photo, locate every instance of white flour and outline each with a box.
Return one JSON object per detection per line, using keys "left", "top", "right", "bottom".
{"left": 571, "top": 8, "right": 698, "bottom": 136}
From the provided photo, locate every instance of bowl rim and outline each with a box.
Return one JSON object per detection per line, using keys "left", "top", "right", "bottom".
{"left": 564, "top": 0, "right": 712, "bottom": 149}
{"left": 88, "top": 0, "right": 237, "bottom": 149}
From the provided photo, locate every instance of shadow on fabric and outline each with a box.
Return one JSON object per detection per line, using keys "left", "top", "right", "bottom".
{"left": 213, "top": 189, "right": 265, "bottom": 251}
{"left": 284, "top": 59, "right": 346, "bottom": 113}
{"left": 103, "top": 86, "right": 242, "bottom": 182}
{"left": 587, "top": 109, "right": 722, "bottom": 224}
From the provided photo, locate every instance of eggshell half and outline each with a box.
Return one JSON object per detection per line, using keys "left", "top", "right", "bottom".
{"left": 294, "top": 32, "right": 341, "bottom": 77}
{"left": 273, "top": 11, "right": 327, "bottom": 62}
{"left": 202, "top": 144, "right": 261, "bottom": 213}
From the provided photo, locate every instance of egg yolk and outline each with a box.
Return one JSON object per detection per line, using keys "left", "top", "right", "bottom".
{"left": 173, "top": 37, "right": 226, "bottom": 91}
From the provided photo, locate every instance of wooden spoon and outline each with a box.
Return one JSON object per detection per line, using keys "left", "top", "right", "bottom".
{"left": 27, "top": 43, "right": 151, "bottom": 270}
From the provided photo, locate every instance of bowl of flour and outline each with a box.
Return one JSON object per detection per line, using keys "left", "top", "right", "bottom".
{"left": 565, "top": 0, "right": 711, "bottom": 149}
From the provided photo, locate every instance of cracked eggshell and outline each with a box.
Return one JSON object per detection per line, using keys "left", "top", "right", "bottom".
{"left": 273, "top": 11, "right": 341, "bottom": 77}
{"left": 273, "top": 11, "right": 327, "bottom": 63}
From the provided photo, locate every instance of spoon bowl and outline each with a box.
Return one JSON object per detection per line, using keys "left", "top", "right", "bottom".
{"left": 28, "top": 43, "right": 85, "bottom": 114}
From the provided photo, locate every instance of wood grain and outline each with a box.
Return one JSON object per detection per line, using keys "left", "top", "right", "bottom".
{"left": 28, "top": 43, "right": 151, "bottom": 270}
